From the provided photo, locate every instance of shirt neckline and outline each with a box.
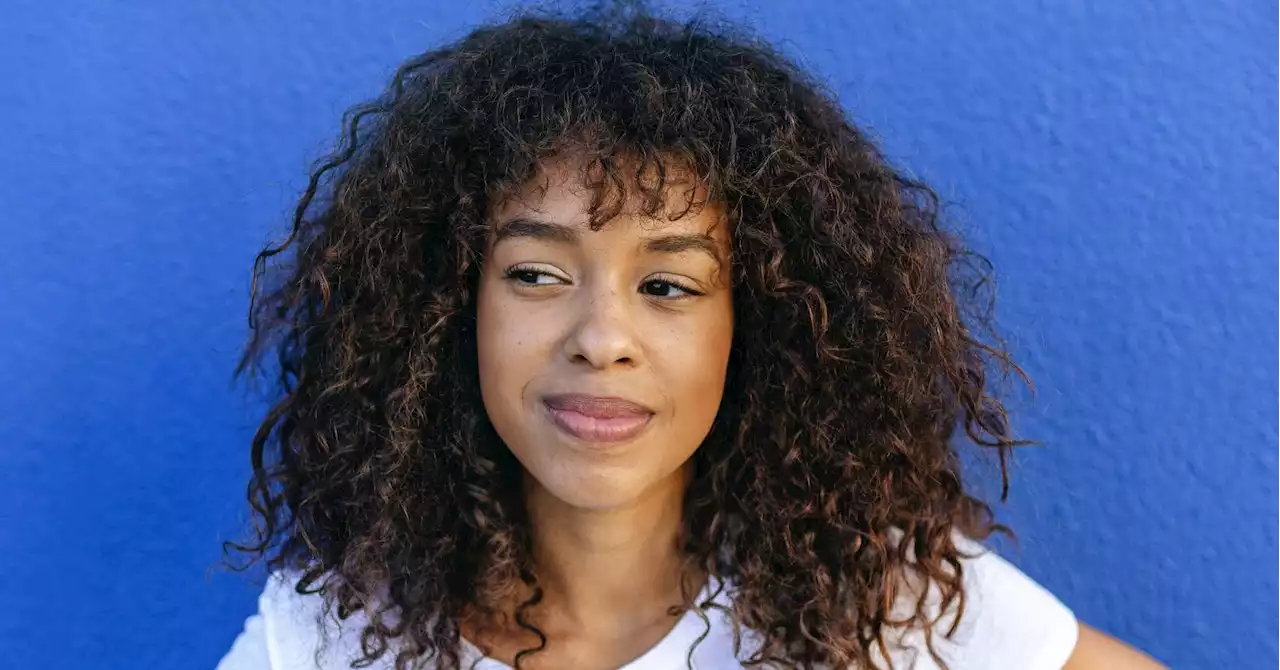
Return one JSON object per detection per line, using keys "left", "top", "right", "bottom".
{"left": 457, "top": 577, "right": 730, "bottom": 670}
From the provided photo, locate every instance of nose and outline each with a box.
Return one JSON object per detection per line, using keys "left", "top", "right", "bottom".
{"left": 562, "top": 285, "right": 642, "bottom": 369}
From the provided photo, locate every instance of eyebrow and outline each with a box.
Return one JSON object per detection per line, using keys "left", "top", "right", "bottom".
{"left": 494, "top": 217, "right": 579, "bottom": 245}
{"left": 493, "top": 217, "right": 725, "bottom": 262}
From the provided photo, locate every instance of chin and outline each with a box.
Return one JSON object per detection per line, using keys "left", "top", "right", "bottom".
{"left": 506, "top": 427, "right": 694, "bottom": 512}
{"left": 537, "top": 469, "right": 651, "bottom": 510}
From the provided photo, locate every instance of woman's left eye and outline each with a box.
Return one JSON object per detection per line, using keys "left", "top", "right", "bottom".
{"left": 640, "top": 279, "right": 700, "bottom": 299}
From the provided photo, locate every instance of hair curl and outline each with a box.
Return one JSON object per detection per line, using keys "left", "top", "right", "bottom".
{"left": 226, "top": 3, "right": 1035, "bottom": 669}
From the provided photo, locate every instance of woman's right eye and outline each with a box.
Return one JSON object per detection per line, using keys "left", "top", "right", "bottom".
{"left": 504, "top": 267, "right": 566, "bottom": 286}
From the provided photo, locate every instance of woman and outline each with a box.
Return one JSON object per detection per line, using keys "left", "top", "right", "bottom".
{"left": 217, "top": 4, "right": 1162, "bottom": 669}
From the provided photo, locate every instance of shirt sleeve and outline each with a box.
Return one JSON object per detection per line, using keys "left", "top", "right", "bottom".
{"left": 215, "top": 609, "right": 274, "bottom": 670}
{"left": 216, "top": 569, "right": 383, "bottom": 670}
{"left": 921, "top": 538, "right": 1080, "bottom": 670}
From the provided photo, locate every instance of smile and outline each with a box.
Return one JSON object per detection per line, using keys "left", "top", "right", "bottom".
{"left": 542, "top": 394, "right": 654, "bottom": 444}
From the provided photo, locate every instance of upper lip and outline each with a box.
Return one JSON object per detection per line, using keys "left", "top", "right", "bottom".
{"left": 542, "top": 394, "right": 654, "bottom": 418}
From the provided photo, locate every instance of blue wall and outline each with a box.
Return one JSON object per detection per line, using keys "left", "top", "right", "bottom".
{"left": 3, "top": 2, "right": 1274, "bottom": 667}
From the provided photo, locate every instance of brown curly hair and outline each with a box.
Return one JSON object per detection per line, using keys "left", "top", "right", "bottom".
{"left": 226, "top": 2, "right": 1034, "bottom": 668}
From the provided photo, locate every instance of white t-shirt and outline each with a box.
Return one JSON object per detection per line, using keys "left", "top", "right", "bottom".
{"left": 216, "top": 541, "right": 1078, "bottom": 670}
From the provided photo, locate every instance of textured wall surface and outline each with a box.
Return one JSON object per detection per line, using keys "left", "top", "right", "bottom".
{"left": 2, "top": 1, "right": 1274, "bottom": 668}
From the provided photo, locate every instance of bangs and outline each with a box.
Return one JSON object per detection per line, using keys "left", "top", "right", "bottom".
{"left": 488, "top": 143, "right": 724, "bottom": 235}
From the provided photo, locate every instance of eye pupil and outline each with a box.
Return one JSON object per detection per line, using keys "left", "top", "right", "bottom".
{"left": 644, "top": 281, "right": 671, "bottom": 296}
{"left": 516, "top": 271, "right": 541, "bottom": 283}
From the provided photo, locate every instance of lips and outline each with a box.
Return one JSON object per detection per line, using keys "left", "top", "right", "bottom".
{"left": 542, "top": 394, "right": 654, "bottom": 444}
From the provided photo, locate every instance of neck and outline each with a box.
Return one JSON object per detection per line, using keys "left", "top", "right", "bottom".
{"left": 521, "top": 464, "right": 696, "bottom": 634}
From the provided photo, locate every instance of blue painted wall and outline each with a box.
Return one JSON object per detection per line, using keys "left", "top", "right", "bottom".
{"left": 3, "top": 2, "right": 1274, "bottom": 667}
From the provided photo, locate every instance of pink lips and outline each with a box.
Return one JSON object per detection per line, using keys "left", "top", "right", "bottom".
{"left": 543, "top": 394, "right": 654, "bottom": 444}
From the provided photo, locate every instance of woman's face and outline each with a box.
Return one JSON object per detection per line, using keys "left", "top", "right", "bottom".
{"left": 477, "top": 159, "right": 734, "bottom": 511}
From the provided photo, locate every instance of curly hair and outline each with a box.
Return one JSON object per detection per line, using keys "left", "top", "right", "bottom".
{"left": 226, "top": 2, "right": 1035, "bottom": 668}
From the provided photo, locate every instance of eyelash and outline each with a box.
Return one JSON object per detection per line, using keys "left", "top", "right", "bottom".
{"left": 503, "top": 265, "right": 567, "bottom": 286}
{"left": 641, "top": 275, "right": 704, "bottom": 299}
{"left": 502, "top": 266, "right": 704, "bottom": 299}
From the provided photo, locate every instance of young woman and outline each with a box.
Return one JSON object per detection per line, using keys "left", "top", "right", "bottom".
{"left": 217, "top": 4, "right": 1162, "bottom": 669}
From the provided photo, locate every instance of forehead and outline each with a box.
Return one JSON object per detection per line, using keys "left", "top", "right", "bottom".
{"left": 491, "top": 155, "right": 729, "bottom": 241}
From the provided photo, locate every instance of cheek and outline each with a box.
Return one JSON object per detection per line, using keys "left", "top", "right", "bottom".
{"left": 656, "top": 311, "right": 734, "bottom": 420}
{"left": 476, "top": 278, "right": 528, "bottom": 408}
{"left": 476, "top": 277, "right": 561, "bottom": 415}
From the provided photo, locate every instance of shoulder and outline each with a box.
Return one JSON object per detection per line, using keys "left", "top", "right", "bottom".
{"left": 216, "top": 570, "right": 405, "bottom": 670}
{"left": 880, "top": 535, "right": 1079, "bottom": 670}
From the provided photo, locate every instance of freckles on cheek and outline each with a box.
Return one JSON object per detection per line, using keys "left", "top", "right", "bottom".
{"left": 663, "top": 324, "right": 729, "bottom": 380}
{"left": 490, "top": 303, "right": 551, "bottom": 358}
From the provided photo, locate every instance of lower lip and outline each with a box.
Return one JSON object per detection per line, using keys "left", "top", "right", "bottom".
{"left": 544, "top": 404, "right": 652, "bottom": 444}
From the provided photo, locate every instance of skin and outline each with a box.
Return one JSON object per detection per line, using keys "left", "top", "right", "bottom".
{"left": 472, "top": 157, "right": 732, "bottom": 669}
{"left": 1066, "top": 624, "right": 1167, "bottom": 669}
{"left": 470, "top": 157, "right": 1164, "bottom": 670}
